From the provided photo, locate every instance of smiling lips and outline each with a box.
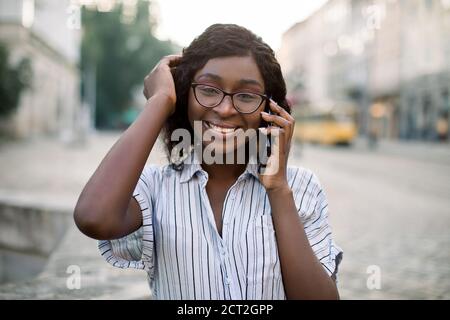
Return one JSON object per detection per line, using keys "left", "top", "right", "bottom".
{"left": 204, "top": 121, "right": 239, "bottom": 135}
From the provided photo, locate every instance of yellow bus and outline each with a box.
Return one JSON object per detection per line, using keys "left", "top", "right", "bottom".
{"left": 293, "top": 103, "right": 358, "bottom": 145}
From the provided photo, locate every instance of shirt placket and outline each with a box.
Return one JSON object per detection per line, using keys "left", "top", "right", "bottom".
{"left": 220, "top": 184, "right": 239, "bottom": 299}
{"left": 221, "top": 175, "right": 249, "bottom": 300}
{"left": 199, "top": 172, "right": 248, "bottom": 300}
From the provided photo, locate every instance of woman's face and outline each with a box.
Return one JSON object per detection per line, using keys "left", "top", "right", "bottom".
{"left": 187, "top": 55, "right": 266, "bottom": 156}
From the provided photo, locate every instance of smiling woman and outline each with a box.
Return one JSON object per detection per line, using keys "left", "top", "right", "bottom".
{"left": 74, "top": 23, "right": 343, "bottom": 300}
{"left": 187, "top": 55, "right": 268, "bottom": 156}
{"left": 165, "top": 25, "right": 290, "bottom": 164}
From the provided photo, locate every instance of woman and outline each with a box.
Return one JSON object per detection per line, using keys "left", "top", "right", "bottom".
{"left": 74, "top": 24, "right": 343, "bottom": 300}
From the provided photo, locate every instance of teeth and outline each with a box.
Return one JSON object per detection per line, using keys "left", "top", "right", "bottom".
{"left": 207, "top": 122, "right": 236, "bottom": 134}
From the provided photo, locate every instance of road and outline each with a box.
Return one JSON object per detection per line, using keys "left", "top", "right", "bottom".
{"left": 0, "top": 133, "right": 449, "bottom": 299}
{"left": 289, "top": 140, "right": 450, "bottom": 299}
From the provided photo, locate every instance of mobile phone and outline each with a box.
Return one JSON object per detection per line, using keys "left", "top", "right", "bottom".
{"left": 265, "top": 102, "right": 272, "bottom": 158}
{"left": 259, "top": 97, "right": 272, "bottom": 172}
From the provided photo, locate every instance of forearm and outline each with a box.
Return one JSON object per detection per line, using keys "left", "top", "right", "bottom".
{"left": 267, "top": 186, "right": 339, "bottom": 300}
{"left": 75, "top": 94, "right": 172, "bottom": 235}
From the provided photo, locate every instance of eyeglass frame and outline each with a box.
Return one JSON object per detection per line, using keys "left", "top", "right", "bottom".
{"left": 191, "top": 82, "right": 269, "bottom": 114}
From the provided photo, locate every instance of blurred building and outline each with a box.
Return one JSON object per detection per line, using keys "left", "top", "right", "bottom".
{"left": 279, "top": 0, "right": 450, "bottom": 141}
{"left": 0, "top": 0, "right": 82, "bottom": 139}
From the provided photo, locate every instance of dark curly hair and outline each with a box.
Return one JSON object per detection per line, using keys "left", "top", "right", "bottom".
{"left": 163, "top": 23, "right": 290, "bottom": 168}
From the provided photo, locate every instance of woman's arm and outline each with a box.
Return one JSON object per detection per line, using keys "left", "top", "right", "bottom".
{"left": 259, "top": 99, "right": 339, "bottom": 299}
{"left": 267, "top": 185, "right": 340, "bottom": 300}
{"left": 74, "top": 55, "right": 181, "bottom": 240}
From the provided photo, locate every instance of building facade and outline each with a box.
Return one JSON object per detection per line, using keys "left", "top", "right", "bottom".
{"left": 279, "top": 0, "right": 450, "bottom": 141}
{"left": 0, "top": 0, "right": 82, "bottom": 139}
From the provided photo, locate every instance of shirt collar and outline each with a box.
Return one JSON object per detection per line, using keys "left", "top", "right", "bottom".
{"left": 179, "top": 149, "right": 260, "bottom": 183}
{"left": 179, "top": 150, "right": 204, "bottom": 183}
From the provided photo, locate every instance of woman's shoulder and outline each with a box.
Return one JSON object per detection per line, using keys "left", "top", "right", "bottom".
{"left": 286, "top": 165, "right": 323, "bottom": 191}
{"left": 286, "top": 166, "right": 327, "bottom": 218}
{"left": 141, "top": 163, "right": 162, "bottom": 175}
{"left": 141, "top": 162, "right": 186, "bottom": 181}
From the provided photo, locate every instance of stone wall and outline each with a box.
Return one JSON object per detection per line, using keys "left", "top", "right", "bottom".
{"left": 0, "top": 198, "right": 72, "bottom": 284}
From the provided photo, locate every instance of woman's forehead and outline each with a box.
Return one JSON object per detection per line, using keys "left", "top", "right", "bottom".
{"left": 193, "top": 56, "right": 264, "bottom": 89}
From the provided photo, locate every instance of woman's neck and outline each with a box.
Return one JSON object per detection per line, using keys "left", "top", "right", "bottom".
{"left": 202, "top": 162, "right": 247, "bottom": 181}
{"left": 195, "top": 148, "right": 248, "bottom": 181}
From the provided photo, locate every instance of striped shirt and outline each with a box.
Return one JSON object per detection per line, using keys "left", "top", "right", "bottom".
{"left": 99, "top": 151, "right": 343, "bottom": 300}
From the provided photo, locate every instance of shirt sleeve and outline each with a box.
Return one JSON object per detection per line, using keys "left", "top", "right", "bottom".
{"left": 289, "top": 167, "right": 343, "bottom": 280}
{"left": 98, "top": 165, "right": 161, "bottom": 280}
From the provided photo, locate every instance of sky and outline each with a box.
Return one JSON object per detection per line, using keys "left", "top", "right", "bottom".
{"left": 152, "top": 0, "right": 328, "bottom": 52}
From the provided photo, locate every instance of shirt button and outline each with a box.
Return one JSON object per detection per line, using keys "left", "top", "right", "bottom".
{"left": 226, "top": 277, "right": 232, "bottom": 285}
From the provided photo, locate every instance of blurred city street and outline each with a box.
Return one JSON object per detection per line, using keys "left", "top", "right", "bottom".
{"left": 0, "top": 132, "right": 449, "bottom": 299}
{"left": 1, "top": 0, "right": 449, "bottom": 301}
{"left": 290, "top": 140, "right": 450, "bottom": 299}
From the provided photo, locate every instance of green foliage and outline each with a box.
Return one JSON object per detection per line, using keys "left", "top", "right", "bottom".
{"left": 0, "top": 43, "right": 32, "bottom": 118}
{"left": 81, "top": 0, "right": 178, "bottom": 128}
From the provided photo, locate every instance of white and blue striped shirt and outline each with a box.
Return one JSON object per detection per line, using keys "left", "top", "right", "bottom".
{"left": 99, "top": 152, "right": 343, "bottom": 300}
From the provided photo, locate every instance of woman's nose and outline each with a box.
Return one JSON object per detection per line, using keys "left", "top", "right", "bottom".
{"left": 213, "top": 95, "right": 237, "bottom": 116}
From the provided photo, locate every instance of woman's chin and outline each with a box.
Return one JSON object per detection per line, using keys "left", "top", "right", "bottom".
{"left": 201, "top": 140, "right": 247, "bottom": 162}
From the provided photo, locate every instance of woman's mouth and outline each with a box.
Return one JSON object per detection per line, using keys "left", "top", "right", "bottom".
{"left": 204, "top": 121, "right": 239, "bottom": 135}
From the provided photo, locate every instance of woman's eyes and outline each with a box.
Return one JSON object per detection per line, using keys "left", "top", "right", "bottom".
{"left": 198, "top": 86, "right": 221, "bottom": 95}
{"left": 197, "top": 85, "right": 261, "bottom": 100}
{"left": 235, "top": 93, "right": 259, "bottom": 101}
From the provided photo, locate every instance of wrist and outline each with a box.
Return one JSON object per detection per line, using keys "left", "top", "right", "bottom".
{"left": 266, "top": 183, "right": 291, "bottom": 197}
{"left": 147, "top": 93, "right": 176, "bottom": 117}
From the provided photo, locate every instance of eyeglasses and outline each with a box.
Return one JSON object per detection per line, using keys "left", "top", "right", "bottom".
{"left": 191, "top": 83, "right": 268, "bottom": 114}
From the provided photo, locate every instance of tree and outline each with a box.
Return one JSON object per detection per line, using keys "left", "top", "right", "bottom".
{"left": 0, "top": 43, "right": 32, "bottom": 118}
{"left": 81, "top": 0, "right": 178, "bottom": 128}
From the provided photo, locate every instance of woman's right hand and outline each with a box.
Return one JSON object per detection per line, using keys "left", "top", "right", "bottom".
{"left": 143, "top": 54, "right": 182, "bottom": 115}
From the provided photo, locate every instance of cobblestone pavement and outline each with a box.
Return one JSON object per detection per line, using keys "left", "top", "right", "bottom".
{"left": 289, "top": 139, "right": 450, "bottom": 299}
{"left": 0, "top": 132, "right": 166, "bottom": 299}
{"left": 0, "top": 132, "right": 449, "bottom": 299}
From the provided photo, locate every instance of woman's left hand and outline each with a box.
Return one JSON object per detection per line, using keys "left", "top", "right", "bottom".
{"left": 258, "top": 99, "right": 295, "bottom": 192}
